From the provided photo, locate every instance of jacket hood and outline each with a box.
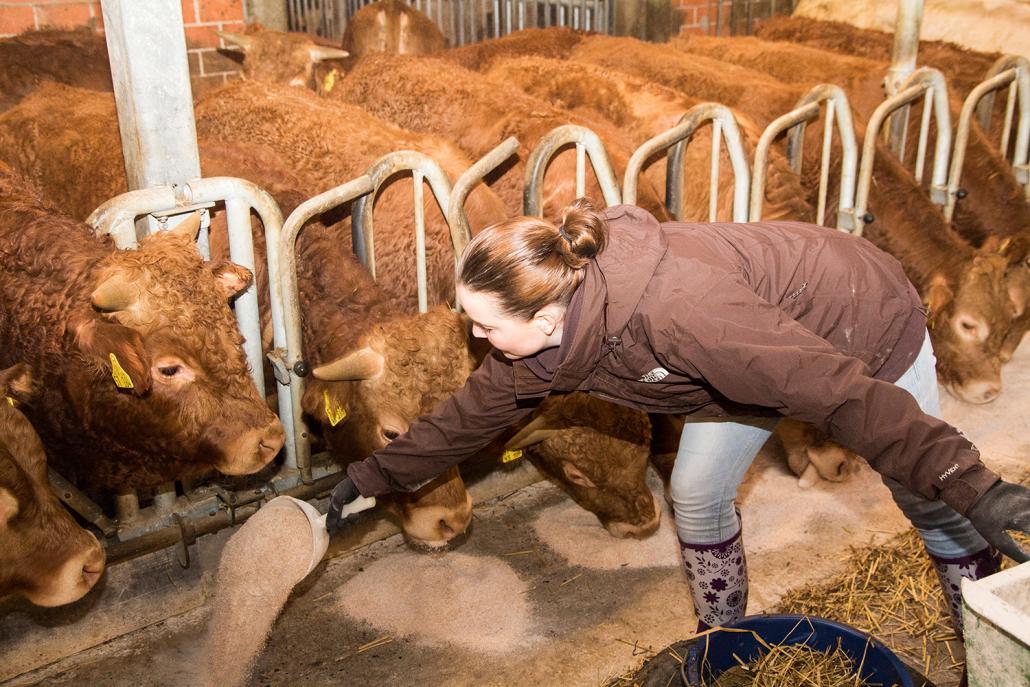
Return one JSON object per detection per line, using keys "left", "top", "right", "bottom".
{"left": 546, "top": 204, "right": 668, "bottom": 392}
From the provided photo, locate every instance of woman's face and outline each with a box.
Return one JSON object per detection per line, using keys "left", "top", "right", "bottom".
{"left": 457, "top": 285, "right": 560, "bottom": 359}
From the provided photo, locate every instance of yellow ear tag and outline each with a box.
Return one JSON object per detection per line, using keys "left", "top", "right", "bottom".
{"left": 322, "top": 68, "right": 338, "bottom": 94}
{"left": 323, "top": 390, "right": 347, "bottom": 427}
{"left": 501, "top": 448, "right": 523, "bottom": 464}
{"left": 109, "top": 353, "right": 134, "bottom": 389}
{"left": 5, "top": 396, "right": 13, "bottom": 406}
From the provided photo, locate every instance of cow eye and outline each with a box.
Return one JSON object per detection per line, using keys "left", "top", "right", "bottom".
{"left": 960, "top": 321, "right": 976, "bottom": 331}
{"left": 158, "top": 365, "right": 182, "bottom": 377}
{"left": 383, "top": 429, "right": 400, "bottom": 441}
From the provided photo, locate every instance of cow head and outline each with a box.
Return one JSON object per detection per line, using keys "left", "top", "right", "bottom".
{"left": 217, "top": 24, "right": 348, "bottom": 90}
{"left": 989, "top": 235, "right": 1030, "bottom": 363}
{"left": 0, "top": 364, "right": 106, "bottom": 606}
{"left": 506, "top": 395, "right": 659, "bottom": 539}
{"left": 68, "top": 214, "right": 285, "bottom": 484}
{"left": 306, "top": 307, "right": 477, "bottom": 549}
{"left": 925, "top": 250, "right": 1015, "bottom": 404}
{"left": 342, "top": 0, "right": 447, "bottom": 59}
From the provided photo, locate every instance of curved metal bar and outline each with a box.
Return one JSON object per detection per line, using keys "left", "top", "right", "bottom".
{"left": 625, "top": 103, "right": 748, "bottom": 222}
{"left": 524, "top": 124, "right": 621, "bottom": 217}
{"left": 947, "top": 60, "right": 1030, "bottom": 220}
{"left": 975, "top": 55, "right": 1030, "bottom": 164}
{"left": 753, "top": 84, "right": 858, "bottom": 230}
{"left": 854, "top": 67, "right": 952, "bottom": 235}
{"left": 278, "top": 175, "right": 374, "bottom": 481}
{"left": 447, "top": 137, "right": 520, "bottom": 257}
{"left": 351, "top": 150, "right": 454, "bottom": 313}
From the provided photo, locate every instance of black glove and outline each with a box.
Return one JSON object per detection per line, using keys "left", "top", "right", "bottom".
{"left": 966, "top": 480, "right": 1030, "bottom": 563}
{"left": 325, "top": 477, "right": 375, "bottom": 537}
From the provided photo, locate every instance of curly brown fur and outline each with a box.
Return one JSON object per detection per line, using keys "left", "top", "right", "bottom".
{"left": 342, "top": 0, "right": 446, "bottom": 57}
{"left": 0, "top": 362, "right": 105, "bottom": 607}
{"left": 0, "top": 165, "right": 281, "bottom": 497}
{"left": 194, "top": 79, "right": 507, "bottom": 312}
{"left": 482, "top": 55, "right": 814, "bottom": 223}
{"left": 442, "top": 26, "right": 584, "bottom": 71}
{"left": 754, "top": 15, "right": 1000, "bottom": 100}
{"left": 0, "top": 28, "right": 112, "bottom": 113}
{"left": 333, "top": 52, "right": 669, "bottom": 222}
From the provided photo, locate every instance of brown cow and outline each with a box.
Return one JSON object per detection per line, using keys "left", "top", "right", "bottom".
{"left": 0, "top": 27, "right": 112, "bottom": 113}
{"left": 570, "top": 35, "right": 1017, "bottom": 404}
{"left": 504, "top": 394, "right": 660, "bottom": 539}
{"left": 332, "top": 51, "right": 670, "bottom": 222}
{"left": 0, "top": 363, "right": 106, "bottom": 606}
{"left": 480, "top": 54, "right": 814, "bottom": 224}
{"left": 342, "top": 0, "right": 446, "bottom": 57}
{"left": 754, "top": 15, "right": 1000, "bottom": 100}
{"left": 0, "top": 165, "right": 285, "bottom": 498}
{"left": 442, "top": 26, "right": 584, "bottom": 71}
{"left": 0, "top": 85, "right": 479, "bottom": 547}
{"left": 216, "top": 23, "right": 349, "bottom": 90}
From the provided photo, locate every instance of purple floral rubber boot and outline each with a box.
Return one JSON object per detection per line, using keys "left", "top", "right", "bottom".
{"left": 679, "top": 525, "right": 748, "bottom": 632}
{"left": 929, "top": 546, "right": 1001, "bottom": 639}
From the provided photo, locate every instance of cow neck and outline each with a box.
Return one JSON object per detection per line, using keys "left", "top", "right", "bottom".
{"left": 546, "top": 205, "right": 669, "bottom": 393}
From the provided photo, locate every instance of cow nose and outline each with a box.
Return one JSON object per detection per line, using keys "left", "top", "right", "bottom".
{"left": 259, "top": 422, "right": 286, "bottom": 461}
{"left": 80, "top": 537, "right": 106, "bottom": 588}
{"left": 979, "top": 384, "right": 1001, "bottom": 403}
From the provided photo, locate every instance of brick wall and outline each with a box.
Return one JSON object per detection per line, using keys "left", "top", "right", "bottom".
{"left": 672, "top": 0, "right": 793, "bottom": 37}
{"left": 672, "top": 0, "right": 713, "bottom": 36}
{"left": 0, "top": 0, "right": 247, "bottom": 91}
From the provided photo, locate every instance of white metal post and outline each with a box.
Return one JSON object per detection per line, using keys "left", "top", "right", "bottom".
{"left": 101, "top": 0, "right": 201, "bottom": 235}
{"left": 885, "top": 0, "right": 924, "bottom": 155}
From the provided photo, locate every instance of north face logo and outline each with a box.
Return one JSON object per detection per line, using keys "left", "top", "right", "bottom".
{"left": 638, "top": 367, "right": 669, "bottom": 383}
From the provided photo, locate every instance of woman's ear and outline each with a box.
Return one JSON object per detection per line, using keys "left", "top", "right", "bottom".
{"left": 532, "top": 303, "right": 565, "bottom": 336}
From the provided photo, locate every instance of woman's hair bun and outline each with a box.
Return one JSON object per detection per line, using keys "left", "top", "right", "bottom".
{"left": 555, "top": 197, "right": 608, "bottom": 269}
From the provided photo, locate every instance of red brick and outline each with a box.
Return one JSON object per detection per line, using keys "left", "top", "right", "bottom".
{"left": 200, "top": 47, "right": 241, "bottom": 74}
{"left": 184, "top": 23, "right": 219, "bottom": 48}
{"left": 0, "top": 6, "right": 36, "bottom": 35}
{"left": 187, "top": 48, "right": 201, "bottom": 76}
{"left": 197, "top": 0, "right": 243, "bottom": 23}
{"left": 181, "top": 0, "right": 197, "bottom": 24}
{"left": 678, "top": 25, "right": 707, "bottom": 36}
{"left": 35, "top": 2, "right": 94, "bottom": 29}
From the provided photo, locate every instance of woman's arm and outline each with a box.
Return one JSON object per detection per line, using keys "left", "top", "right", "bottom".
{"left": 346, "top": 349, "right": 542, "bottom": 496}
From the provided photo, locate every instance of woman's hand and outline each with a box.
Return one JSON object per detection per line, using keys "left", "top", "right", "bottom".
{"left": 966, "top": 480, "right": 1030, "bottom": 563}
{"left": 325, "top": 477, "right": 377, "bottom": 537}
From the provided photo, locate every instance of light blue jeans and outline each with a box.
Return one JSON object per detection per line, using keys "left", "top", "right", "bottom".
{"left": 669, "top": 331, "right": 989, "bottom": 558}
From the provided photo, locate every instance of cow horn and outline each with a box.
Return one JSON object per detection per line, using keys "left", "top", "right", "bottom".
{"left": 216, "top": 30, "right": 253, "bottom": 52}
{"left": 308, "top": 45, "right": 349, "bottom": 62}
{"left": 312, "top": 347, "right": 384, "bottom": 381}
{"left": 167, "top": 211, "right": 203, "bottom": 241}
{"left": 505, "top": 415, "right": 560, "bottom": 449}
{"left": 91, "top": 273, "right": 140, "bottom": 312}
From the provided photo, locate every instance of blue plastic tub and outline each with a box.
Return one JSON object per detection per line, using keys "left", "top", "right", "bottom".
{"left": 681, "top": 614, "right": 915, "bottom": 687}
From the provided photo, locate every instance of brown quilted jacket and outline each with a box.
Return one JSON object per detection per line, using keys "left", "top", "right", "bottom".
{"left": 348, "top": 205, "right": 998, "bottom": 515}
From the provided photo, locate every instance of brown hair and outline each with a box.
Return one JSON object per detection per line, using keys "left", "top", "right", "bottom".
{"left": 457, "top": 198, "right": 608, "bottom": 320}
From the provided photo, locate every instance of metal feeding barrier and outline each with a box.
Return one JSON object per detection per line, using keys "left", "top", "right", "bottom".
{"left": 751, "top": 84, "right": 858, "bottom": 231}
{"left": 946, "top": 55, "right": 1030, "bottom": 220}
{"left": 523, "top": 124, "right": 622, "bottom": 216}
{"left": 624, "top": 103, "right": 749, "bottom": 222}
{"left": 296, "top": 0, "right": 613, "bottom": 44}
{"left": 855, "top": 67, "right": 952, "bottom": 237}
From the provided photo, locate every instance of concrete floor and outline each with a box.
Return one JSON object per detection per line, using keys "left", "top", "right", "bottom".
{"left": 4, "top": 341, "right": 1028, "bottom": 687}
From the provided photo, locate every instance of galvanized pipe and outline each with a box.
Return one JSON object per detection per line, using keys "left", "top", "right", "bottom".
{"left": 524, "top": 125, "right": 622, "bottom": 216}
{"left": 885, "top": 0, "right": 924, "bottom": 153}
{"left": 708, "top": 118, "right": 722, "bottom": 221}
{"left": 625, "top": 104, "right": 749, "bottom": 222}
{"left": 351, "top": 151, "right": 454, "bottom": 311}
{"left": 48, "top": 468, "right": 118, "bottom": 537}
{"left": 974, "top": 56, "right": 1030, "bottom": 189}
{"left": 447, "top": 137, "right": 520, "bottom": 255}
{"left": 947, "top": 60, "right": 1030, "bottom": 219}
{"left": 278, "top": 175, "right": 375, "bottom": 481}
{"left": 855, "top": 68, "right": 953, "bottom": 235}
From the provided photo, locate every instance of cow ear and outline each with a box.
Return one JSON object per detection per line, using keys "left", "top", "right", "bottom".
{"left": 0, "top": 487, "right": 19, "bottom": 527}
{"left": 70, "top": 317, "right": 152, "bottom": 395}
{"left": 925, "top": 274, "right": 954, "bottom": 314}
{"left": 0, "top": 364, "right": 34, "bottom": 404}
{"left": 561, "top": 461, "right": 597, "bottom": 489}
{"left": 505, "top": 415, "right": 560, "bottom": 449}
{"left": 207, "top": 260, "right": 253, "bottom": 300}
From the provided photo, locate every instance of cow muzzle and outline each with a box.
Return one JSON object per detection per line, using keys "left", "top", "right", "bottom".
{"left": 603, "top": 493, "right": 662, "bottom": 539}
{"left": 216, "top": 419, "right": 286, "bottom": 475}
